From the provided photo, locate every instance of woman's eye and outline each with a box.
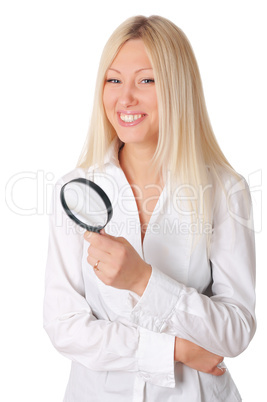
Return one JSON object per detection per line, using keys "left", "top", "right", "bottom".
{"left": 141, "top": 78, "right": 155, "bottom": 84}
{"left": 106, "top": 79, "right": 121, "bottom": 84}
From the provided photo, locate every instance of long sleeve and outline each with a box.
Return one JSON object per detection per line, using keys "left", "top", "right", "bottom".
{"left": 43, "top": 174, "right": 175, "bottom": 388}
{"left": 130, "top": 175, "right": 256, "bottom": 357}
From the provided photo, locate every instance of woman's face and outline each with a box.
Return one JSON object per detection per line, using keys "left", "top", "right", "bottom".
{"left": 103, "top": 39, "right": 159, "bottom": 148}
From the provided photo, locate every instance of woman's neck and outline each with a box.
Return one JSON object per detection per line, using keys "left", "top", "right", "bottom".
{"left": 119, "top": 143, "right": 162, "bottom": 187}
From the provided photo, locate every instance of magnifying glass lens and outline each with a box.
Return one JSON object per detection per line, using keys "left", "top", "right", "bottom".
{"left": 60, "top": 178, "right": 113, "bottom": 232}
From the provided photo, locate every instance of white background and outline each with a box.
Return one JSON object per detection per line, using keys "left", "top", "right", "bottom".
{"left": 1, "top": 0, "right": 266, "bottom": 400}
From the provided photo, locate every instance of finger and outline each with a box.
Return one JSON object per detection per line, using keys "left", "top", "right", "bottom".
{"left": 84, "top": 231, "right": 105, "bottom": 246}
{"left": 88, "top": 255, "right": 103, "bottom": 271}
{"left": 89, "top": 231, "right": 118, "bottom": 252}
{"left": 99, "top": 230, "right": 125, "bottom": 244}
{"left": 83, "top": 231, "right": 95, "bottom": 242}
{"left": 88, "top": 256, "right": 111, "bottom": 278}
{"left": 87, "top": 245, "right": 110, "bottom": 265}
{"left": 99, "top": 229, "right": 116, "bottom": 240}
{"left": 90, "top": 258, "right": 104, "bottom": 276}
{"left": 212, "top": 366, "right": 227, "bottom": 376}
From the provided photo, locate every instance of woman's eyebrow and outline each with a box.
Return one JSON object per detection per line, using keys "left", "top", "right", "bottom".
{"left": 107, "top": 67, "right": 153, "bottom": 74}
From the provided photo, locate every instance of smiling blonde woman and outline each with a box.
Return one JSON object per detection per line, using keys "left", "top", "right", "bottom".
{"left": 44, "top": 15, "right": 256, "bottom": 402}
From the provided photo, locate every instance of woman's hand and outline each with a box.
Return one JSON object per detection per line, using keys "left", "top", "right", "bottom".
{"left": 84, "top": 230, "right": 152, "bottom": 296}
{"left": 174, "top": 337, "right": 226, "bottom": 376}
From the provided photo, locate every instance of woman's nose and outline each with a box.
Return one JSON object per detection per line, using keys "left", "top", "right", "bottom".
{"left": 118, "top": 83, "right": 138, "bottom": 108}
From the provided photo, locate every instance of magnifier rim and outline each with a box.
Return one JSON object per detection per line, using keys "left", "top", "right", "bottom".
{"left": 60, "top": 178, "right": 113, "bottom": 233}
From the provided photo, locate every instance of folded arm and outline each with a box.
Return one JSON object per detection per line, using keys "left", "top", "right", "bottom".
{"left": 129, "top": 177, "right": 256, "bottom": 357}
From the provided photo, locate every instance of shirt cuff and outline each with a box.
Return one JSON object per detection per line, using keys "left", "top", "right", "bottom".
{"left": 137, "top": 327, "right": 175, "bottom": 388}
{"left": 130, "top": 265, "right": 182, "bottom": 332}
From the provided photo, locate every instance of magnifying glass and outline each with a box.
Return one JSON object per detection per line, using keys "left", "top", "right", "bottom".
{"left": 60, "top": 178, "right": 113, "bottom": 232}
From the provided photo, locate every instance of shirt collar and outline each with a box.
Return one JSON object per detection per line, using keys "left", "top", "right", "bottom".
{"left": 103, "top": 137, "right": 124, "bottom": 168}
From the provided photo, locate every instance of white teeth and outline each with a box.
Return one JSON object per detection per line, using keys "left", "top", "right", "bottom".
{"left": 120, "top": 113, "right": 143, "bottom": 122}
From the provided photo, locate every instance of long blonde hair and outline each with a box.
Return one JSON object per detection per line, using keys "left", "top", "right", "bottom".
{"left": 77, "top": 15, "right": 237, "bottom": 237}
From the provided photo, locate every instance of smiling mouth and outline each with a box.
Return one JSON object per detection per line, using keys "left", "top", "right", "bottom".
{"left": 119, "top": 113, "right": 146, "bottom": 123}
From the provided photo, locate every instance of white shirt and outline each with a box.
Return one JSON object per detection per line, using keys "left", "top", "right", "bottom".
{"left": 44, "top": 140, "right": 256, "bottom": 402}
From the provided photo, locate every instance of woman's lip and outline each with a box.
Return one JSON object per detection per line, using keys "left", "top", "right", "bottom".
{"left": 117, "top": 112, "right": 147, "bottom": 127}
{"left": 117, "top": 110, "right": 146, "bottom": 115}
